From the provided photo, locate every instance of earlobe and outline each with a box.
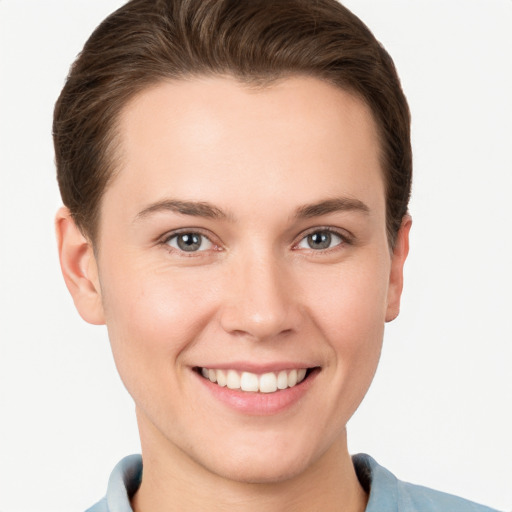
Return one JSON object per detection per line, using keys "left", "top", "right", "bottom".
{"left": 385, "top": 215, "right": 412, "bottom": 323}
{"left": 55, "top": 207, "right": 105, "bottom": 325}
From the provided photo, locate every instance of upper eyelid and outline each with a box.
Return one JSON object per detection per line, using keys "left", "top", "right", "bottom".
{"left": 157, "top": 225, "right": 352, "bottom": 249}
{"left": 293, "top": 226, "right": 352, "bottom": 245}
{"left": 160, "top": 227, "right": 217, "bottom": 244}
{"left": 160, "top": 230, "right": 221, "bottom": 257}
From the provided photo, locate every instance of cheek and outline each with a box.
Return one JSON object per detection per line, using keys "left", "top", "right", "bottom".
{"left": 303, "top": 254, "right": 389, "bottom": 343}
{"left": 300, "top": 254, "right": 389, "bottom": 400}
{"left": 100, "top": 263, "right": 217, "bottom": 395}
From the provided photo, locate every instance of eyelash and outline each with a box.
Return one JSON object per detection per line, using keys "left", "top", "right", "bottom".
{"left": 292, "top": 227, "right": 352, "bottom": 252}
{"left": 159, "top": 227, "right": 352, "bottom": 255}
{"left": 160, "top": 229, "right": 219, "bottom": 256}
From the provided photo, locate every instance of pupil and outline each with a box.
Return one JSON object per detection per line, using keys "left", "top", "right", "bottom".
{"left": 308, "top": 232, "right": 331, "bottom": 249}
{"left": 178, "top": 233, "right": 201, "bottom": 251}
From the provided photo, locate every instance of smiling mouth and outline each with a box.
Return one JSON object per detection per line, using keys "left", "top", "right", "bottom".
{"left": 196, "top": 367, "right": 315, "bottom": 393}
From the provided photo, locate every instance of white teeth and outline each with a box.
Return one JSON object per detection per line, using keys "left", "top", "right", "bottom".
{"left": 277, "top": 370, "right": 288, "bottom": 390}
{"left": 226, "top": 369, "right": 241, "bottom": 389}
{"left": 200, "top": 367, "right": 309, "bottom": 393}
{"left": 259, "top": 372, "right": 278, "bottom": 393}
{"left": 240, "top": 372, "right": 259, "bottom": 392}
{"left": 216, "top": 369, "right": 227, "bottom": 387}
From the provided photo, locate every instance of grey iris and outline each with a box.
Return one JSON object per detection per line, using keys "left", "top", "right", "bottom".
{"left": 308, "top": 232, "right": 331, "bottom": 249}
{"left": 177, "top": 233, "right": 202, "bottom": 251}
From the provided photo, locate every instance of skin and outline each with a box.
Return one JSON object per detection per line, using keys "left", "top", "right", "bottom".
{"left": 56, "top": 76, "right": 411, "bottom": 512}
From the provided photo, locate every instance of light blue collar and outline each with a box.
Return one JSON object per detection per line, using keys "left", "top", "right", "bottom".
{"left": 87, "top": 453, "right": 500, "bottom": 512}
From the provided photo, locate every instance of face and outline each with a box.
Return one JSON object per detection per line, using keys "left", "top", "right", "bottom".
{"left": 73, "top": 76, "right": 409, "bottom": 483}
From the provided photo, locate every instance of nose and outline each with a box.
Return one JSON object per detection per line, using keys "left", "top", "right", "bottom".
{"left": 219, "top": 252, "right": 302, "bottom": 341}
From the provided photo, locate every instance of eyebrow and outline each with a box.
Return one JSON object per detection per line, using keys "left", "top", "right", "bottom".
{"left": 134, "top": 196, "right": 370, "bottom": 223}
{"left": 294, "top": 197, "right": 370, "bottom": 218}
{"left": 135, "top": 199, "right": 228, "bottom": 221}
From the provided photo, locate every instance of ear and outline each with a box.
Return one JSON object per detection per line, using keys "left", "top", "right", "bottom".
{"left": 385, "top": 215, "right": 412, "bottom": 323}
{"left": 55, "top": 207, "right": 105, "bottom": 325}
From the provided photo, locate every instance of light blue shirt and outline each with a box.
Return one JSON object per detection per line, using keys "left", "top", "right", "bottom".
{"left": 86, "top": 453, "right": 501, "bottom": 512}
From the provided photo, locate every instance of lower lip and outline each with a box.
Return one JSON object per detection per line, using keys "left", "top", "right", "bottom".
{"left": 194, "top": 369, "right": 319, "bottom": 416}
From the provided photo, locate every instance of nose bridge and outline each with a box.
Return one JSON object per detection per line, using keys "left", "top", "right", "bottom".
{"left": 219, "top": 246, "right": 299, "bottom": 340}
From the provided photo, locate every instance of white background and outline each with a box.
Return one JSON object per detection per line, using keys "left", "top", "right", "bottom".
{"left": 0, "top": 1, "right": 510, "bottom": 511}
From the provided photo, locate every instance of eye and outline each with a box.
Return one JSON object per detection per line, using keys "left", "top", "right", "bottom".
{"left": 297, "top": 230, "right": 344, "bottom": 250}
{"left": 166, "top": 232, "right": 213, "bottom": 252}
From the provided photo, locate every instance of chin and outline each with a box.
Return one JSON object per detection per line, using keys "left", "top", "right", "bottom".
{"left": 189, "top": 430, "right": 326, "bottom": 485}
{"left": 205, "top": 455, "right": 311, "bottom": 485}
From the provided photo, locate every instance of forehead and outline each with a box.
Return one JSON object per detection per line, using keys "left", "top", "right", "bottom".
{"left": 105, "top": 76, "right": 384, "bottom": 222}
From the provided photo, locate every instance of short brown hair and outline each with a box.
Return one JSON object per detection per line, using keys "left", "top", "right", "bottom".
{"left": 54, "top": 0, "right": 411, "bottom": 246}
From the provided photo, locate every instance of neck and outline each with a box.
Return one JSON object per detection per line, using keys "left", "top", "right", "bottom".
{"left": 132, "top": 417, "right": 367, "bottom": 512}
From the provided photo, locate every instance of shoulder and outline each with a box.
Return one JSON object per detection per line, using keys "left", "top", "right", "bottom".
{"left": 353, "top": 453, "right": 502, "bottom": 512}
{"left": 397, "top": 480, "right": 500, "bottom": 512}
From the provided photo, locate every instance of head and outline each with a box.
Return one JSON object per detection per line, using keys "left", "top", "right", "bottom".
{"left": 54, "top": 0, "right": 411, "bottom": 249}
{"left": 55, "top": 0, "right": 412, "bottom": 489}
